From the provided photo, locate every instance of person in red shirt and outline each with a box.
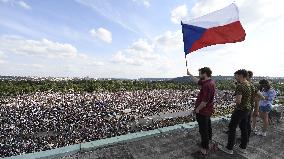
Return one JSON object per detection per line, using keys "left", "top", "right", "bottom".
{"left": 187, "top": 67, "right": 216, "bottom": 155}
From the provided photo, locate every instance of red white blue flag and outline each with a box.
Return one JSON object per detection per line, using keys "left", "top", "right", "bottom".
{"left": 182, "top": 3, "right": 246, "bottom": 55}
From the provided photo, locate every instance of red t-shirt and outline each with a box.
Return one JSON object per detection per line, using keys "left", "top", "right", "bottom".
{"left": 195, "top": 79, "right": 216, "bottom": 116}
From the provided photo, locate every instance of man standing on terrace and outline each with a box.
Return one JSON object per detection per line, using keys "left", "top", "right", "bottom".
{"left": 219, "top": 69, "right": 253, "bottom": 155}
{"left": 187, "top": 67, "right": 216, "bottom": 155}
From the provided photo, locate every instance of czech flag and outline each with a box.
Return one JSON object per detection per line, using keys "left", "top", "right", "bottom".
{"left": 182, "top": 3, "right": 246, "bottom": 55}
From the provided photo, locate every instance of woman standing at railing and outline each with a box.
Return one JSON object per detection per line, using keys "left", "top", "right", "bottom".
{"left": 254, "top": 79, "right": 276, "bottom": 137}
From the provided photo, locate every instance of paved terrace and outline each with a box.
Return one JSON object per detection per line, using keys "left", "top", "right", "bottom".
{"left": 59, "top": 117, "right": 284, "bottom": 159}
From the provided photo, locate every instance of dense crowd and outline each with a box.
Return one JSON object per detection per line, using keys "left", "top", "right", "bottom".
{"left": 213, "top": 90, "right": 235, "bottom": 116}
{"left": 0, "top": 89, "right": 234, "bottom": 157}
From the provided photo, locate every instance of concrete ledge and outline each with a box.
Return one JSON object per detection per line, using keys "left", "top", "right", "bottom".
{"left": 158, "top": 125, "right": 183, "bottom": 133}
{"left": 3, "top": 115, "right": 232, "bottom": 159}
{"left": 179, "top": 121, "right": 198, "bottom": 129}
{"left": 3, "top": 144, "right": 80, "bottom": 159}
{"left": 80, "top": 129, "right": 161, "bottom": 152}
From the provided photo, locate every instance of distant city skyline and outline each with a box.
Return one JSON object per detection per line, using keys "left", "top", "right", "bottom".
{"left": 0, "top": 0, "right": 284, "bottom": 78}
{"left": 1, "top": 75, "right": 284, "bottom": 81}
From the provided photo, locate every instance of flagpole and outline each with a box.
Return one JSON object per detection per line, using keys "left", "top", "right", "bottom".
{"left": 185, "top": 54, "right": 188, "bottom": 74}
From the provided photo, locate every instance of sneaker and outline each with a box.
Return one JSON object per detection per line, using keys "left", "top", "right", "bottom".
{"left": 218, "top": 145, "right": 233, "bottom": 155}
{"left": 255, "top": 131, "right": 267, "bottom": 137}
{"left": 235, "top": 146, "right": 248, "bottom": 154}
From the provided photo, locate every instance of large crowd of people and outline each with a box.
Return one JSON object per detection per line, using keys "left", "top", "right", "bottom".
{"left": 0, "top": 89, "right": 234, "bottom": 157}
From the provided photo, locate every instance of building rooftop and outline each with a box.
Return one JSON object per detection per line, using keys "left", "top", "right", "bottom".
{"left": 58, "top": 118, "right": 284, "bottom": 159}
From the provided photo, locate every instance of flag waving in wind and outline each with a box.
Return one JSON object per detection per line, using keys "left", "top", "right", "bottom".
{"left": 181, "top": 3, "right": 246, "bottom": 55}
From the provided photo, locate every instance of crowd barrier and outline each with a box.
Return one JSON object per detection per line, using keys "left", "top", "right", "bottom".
{"left": 2, "top": 115, "right": 232, "bottom": 159}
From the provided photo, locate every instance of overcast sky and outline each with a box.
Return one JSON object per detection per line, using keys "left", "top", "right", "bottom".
{"left": 0, "top": 0, "right": 283, "bottom": 78}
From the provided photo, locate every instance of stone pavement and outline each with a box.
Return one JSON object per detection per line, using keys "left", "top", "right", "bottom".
{"left": 59, "top": 118, "right": 284, "bottom": 159}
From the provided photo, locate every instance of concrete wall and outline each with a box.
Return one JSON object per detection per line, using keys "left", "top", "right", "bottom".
{"left": 2, "top": 115, "right": 233, "bottom": 159}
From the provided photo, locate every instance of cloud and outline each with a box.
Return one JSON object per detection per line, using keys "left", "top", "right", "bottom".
{"left": 87, "top": 61, "right": 104, "bottom": 66}
{"left": 2, "top": 0, "right": 283, "bottom": 78}
{"left": 189, "top": 0, "right": 228, "bottom": 18}
{"left": 30, "top": 64, "right": 44, "bottom": 69}
{"left": 111, "top": 37, "right": 163, "bottom": 66}
{"left": 0, "top": 35, "right": 104, "bottom": 66}
{"left": 75, "top": 0, "right": 154, "bottom": 37}
{"left": 185, "top": 36, "right": 284, "bottom": 77}
{"left": 133, "top": 0, "right": 150, "bottom": 8}
{"left": 0, "top": 51, "right": 5, "bottom": 64}
{"left": 0, "top": 59, "right": 5, "bottom": 64}
{"left": 77, "top": 53, "right": 88, "bottom": 60}
{"left": 109, "top": 32, "right": 181, "bottom": 78}
{"left": 0, "top": 35, "right": 78, "bottom": 59}
{"left": 111, "top": 51, "right": 138, "bottom": 65}
{"left": 129, "top": 38, "right": 154, "bottom": 53}
{"left": 110, "top": 0, "right": 284, "bottom": 77}
{"left": 77, "top": 53, "right": 104, "bottom": 65}
{"left": 17, "top": 1, "right": 31, "bottom": 9}
{"left": 0, "top": 0, "right": 31, "bottom": 10}
{"left": 110, "top": 48, "right": 175, "bottom": 78}
{"left": 18, "top": 63, "right": 44, "bottom": 69}
{"left": 189, "top": 0, "right": 284, "bottom": 29}
{"left": 171, "top": 4, "right": 188, "bottom": 24}
{"left": 0, "top": 35, "right": 106, "bottom": 77}
{"left": 182, "top": 0, "right": 284, "bottom": 77}
{"left": 90, "top": 27, "right": 112, "bottom": 43}
{"left": 142, "top": 0, "right": 150, "bottom": 8}
{"left": 75, "top": 0, "right": 140, "bottom": 34}
{"left": 0, "top": 55, "right": 5, "bottom": 64}
{"left": 155, "top": 30, "right": 183, "bottom": 52}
